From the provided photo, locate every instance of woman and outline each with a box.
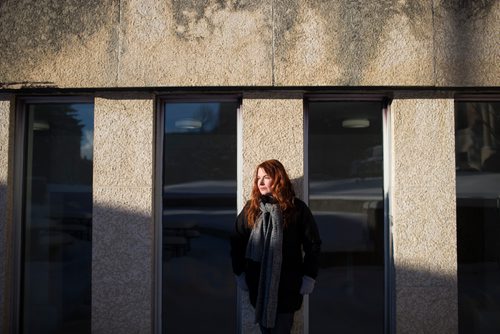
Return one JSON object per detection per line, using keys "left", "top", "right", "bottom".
{"left": 230, "top": 159, "right": 321, "bottom": 333}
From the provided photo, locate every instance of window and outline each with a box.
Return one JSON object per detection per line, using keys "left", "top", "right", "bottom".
{"left": 161, "top": 99, "right": 238, "bottom": 333}
{"left": 20, "top": 100, "right": 93, "bottom": 334}
{"left": 455, "top": 100, "right": 500, "bottom": 333}
{"left": 308, "top": 100, "right": 385, "bottom": 333}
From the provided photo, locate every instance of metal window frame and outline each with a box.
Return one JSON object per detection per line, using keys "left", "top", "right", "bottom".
{"left": 304, "top": 94, "right": 394, "bottom": 334}
{"left": 454, "top": 94, "right": 500, "bottom": 102}
{"left": 153, "top": 94, "right": 243, "bottom": 334}
{"left": 11, "top": 95, "right": 94, "bottom": 334}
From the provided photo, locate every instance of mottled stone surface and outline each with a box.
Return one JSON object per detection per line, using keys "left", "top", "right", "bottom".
{"left": 0, "top": 0, "right": 119, "bottom": 88}
{"left": 0, "top": 0, "right": 273, "bottom": 88}
{"left": 434, "top": 0, "right": 500, "bottom": 86}
{"left": 240, "top": 94, "right": 304, "bottom": 333}
{"left": 93, "top": 94, "right": 154, "bottom": 187}
{"left": 274, "top": 0, "right": 435, "bottom": 86}
{"left": 92, "top": 95, "right": 154, "bottom": 334}
{"left": 1, "top": 0, "right": 498, "bottom": 88}
{"left": 118, "top": 0, "right": 273, "bottom": 86}
{"left": 391, "top": 98, "right": 458, "bottom": 333}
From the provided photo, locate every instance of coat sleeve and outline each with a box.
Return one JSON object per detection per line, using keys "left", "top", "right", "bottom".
{"left": 230, "top": 205, "right": 250, "bottom": 276}
{"left": 300, "top": 202, "right": 322, "bottom": 279}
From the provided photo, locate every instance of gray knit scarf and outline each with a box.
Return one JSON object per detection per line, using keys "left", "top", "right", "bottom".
{"left": 245, "top": 200, "right": 283, "bottom": 328}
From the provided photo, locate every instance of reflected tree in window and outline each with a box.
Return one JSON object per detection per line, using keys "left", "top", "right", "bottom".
{"left": 22, "top": 103, "right": 93, "bottom": 334}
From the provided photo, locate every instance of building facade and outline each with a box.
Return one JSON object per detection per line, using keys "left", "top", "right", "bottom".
{"left": 1, "top": 1, "right": 499, "bottom": 333}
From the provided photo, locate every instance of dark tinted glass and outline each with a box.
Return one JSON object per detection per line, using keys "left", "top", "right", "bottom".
{"left": 455, "top": 101, "right": 500, "bottom": 334}
{"left": 308, "top": 101, "right": 384, "bottom": 333}
{"left": 22, "top": 103, "right": 93, "bottom": 334}
{"left": 162, "top": 101, "right": 237, "bottom": 333}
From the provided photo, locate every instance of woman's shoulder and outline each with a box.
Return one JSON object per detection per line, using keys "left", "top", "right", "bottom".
{"left": 293, "top": 197, "right": 308, "bottom": 208}
{"left": 292, "top": 197, "right": 313, "bottom": 214}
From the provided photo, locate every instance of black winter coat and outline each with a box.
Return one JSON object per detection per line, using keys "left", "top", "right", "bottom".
{"left": 230, "top": 197, "right": 321, "bottom": 313}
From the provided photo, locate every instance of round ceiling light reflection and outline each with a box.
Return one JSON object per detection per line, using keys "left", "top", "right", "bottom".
{"left": 175, "top": 119, "right": 203, "bottom": 130}
{"left": 342, "top": 118, "right": 370, "bottom": 128}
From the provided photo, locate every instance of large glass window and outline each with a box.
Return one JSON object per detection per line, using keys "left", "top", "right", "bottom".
{"left": 161, "top": 100, "right": 238, "bottom": 333}
{"left": 308, "top": 101, "right": 385, "bottom": 333}
{"left": 455, "top": 101, "right": 500, "bottom": 334}
{"left": 21, "top": 101, "right": 93, "bottom": 334}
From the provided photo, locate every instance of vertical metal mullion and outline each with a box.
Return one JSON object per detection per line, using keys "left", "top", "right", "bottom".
{"left": 383, "top": 99, "right": 395, "bottom": 334}
{"left": 153, "top": 98, "right": 164, "bottom": 334}
{"left": 236, "top": 97, "right": 243, "bottom": 334}
{"left": 303, "top": 98, "right": 310, "bottom": 334}
{"left": 12, "top": 98, "right": 27, "bottom": 334}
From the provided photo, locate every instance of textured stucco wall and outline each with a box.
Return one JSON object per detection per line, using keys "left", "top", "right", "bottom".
{"left": 240, "top": 94, "right": 304, "bottom": 333}
{"left": 0, "top": 0, "right": 120, "bottom": 88}
{"left": 0, "top": 0, "right": 273, "bottom": 88}
{"left": 92, "top": 94, "right": 154, "bottom": 333}
{"left": 391, "top": 97, "right": 458, "bottom": 333}
{"left": 274, "top": 0, "right": 434, "bottom": 86}
{"left": 117, "top": 0, "right": 272, "bottom": 86}
{"left": 0, "top": 96, "right": 14, "bottom": 334}
{"left": 1, "top": 0, "right": 498, "bottom": 88}
{"left": 434, "top": 0, "right": 500, "bottom": 86}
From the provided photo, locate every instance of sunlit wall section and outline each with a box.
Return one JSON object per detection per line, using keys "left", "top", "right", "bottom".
{"left": 391, "top": 98, "right": 457, "bottom": 333}
{"left": 92, "top": 95, "right": 154, "bottom": 333}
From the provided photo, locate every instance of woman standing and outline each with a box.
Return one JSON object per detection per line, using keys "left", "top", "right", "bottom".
{"left": 230, "top": 159, "right": 321, "bottom": 333}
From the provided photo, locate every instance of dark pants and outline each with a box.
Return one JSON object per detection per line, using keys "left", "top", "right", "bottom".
{"left": 259, "top": 313, "right": 295, "bottom": 334}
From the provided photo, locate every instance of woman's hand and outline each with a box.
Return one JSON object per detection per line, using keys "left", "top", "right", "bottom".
{"left": 299, "top": 276, "right": 316, "bottom": 295}
{"left": 235, "top": 273, "right": 249, "bottom": 291}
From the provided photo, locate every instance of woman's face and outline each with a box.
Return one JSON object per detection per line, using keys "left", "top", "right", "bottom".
{"left": 257, "top": 168, "right": 273, "bottom": 195}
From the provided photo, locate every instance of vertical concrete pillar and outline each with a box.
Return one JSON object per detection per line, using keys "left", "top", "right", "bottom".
{"left": 391, "top": 97, "right": 458, "bottom": 333}
{"left": 92, "top": 94, "right": 154, "bottom": 333}
{"left": 0, "top": 95, "right": 14, "bottom": 333}
{"left": 240, "top": 93, "right": 305, "bottom": 334}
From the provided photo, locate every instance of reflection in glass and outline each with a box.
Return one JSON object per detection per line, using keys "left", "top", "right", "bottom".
{"left": 308, "top": 101, "right": 384, "bottom": 333}
{"left": 162, "top": 101, "right": 237, "bottom": 333}
{"left": 456, "top": 101, "right": 500, "bottom": 334}
{"left": 22, "top": 103, "right": 93, "bottom": 334}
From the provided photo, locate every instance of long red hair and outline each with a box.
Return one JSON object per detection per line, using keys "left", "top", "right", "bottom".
{"left": 246, "top": 159, "right": 296, "bottom": 228}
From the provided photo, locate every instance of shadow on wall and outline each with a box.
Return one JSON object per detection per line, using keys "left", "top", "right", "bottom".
{"left": 291, "top": 176, "right": 304, "bottom": 200}
{"left": 393, "top": 262, "right": 500, "bottom": 334}
{"left": 392, "top": 265, "right": 459, "bottom": 334}
{"left": 438, "top": 0, "right": 497, "bottom": 84}
{"left": 89, "top": 203, "right": 154, "bottom": 334}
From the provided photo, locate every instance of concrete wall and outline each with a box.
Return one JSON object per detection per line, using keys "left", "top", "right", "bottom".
{"left": 92, "top": 94, "right": 155, "bottom": 333}
{"left": 391, "top": 97, "right": 458, "bottom": 333}
{"left": 1, "top": 0, "right": 498, "bottom": 89}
